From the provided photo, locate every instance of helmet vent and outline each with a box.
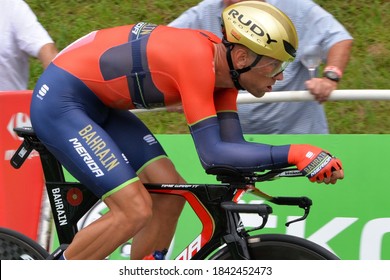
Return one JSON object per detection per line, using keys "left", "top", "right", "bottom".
{"left": 283, "top": 40, "right": 297, "bottom": 58}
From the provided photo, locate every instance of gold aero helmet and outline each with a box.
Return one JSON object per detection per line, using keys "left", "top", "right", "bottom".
{"left": 221, "top": 1, "right": 298, "bottom": 63}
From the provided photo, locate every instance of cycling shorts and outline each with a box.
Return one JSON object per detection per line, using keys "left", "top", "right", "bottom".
{"left": 30, "top": 64, "right": 167, "bottom": 199}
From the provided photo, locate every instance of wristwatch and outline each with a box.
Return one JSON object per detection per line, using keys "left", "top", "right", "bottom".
{"left": 323, "top": 66, "right": 342, "bottom": 82}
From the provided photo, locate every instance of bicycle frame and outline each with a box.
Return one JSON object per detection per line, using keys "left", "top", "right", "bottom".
{"left": 11, "top": 127, "right": 311, "bottom": 260}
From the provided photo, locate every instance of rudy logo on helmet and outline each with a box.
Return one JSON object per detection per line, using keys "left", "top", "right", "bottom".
{"left": 220, "top": 1, "right": 299, "bottom": 90}
{"left": 222, "top": 1, "right": 298, "bottom": 62}
{"left": 226, "top": 9, "right": 278, "bottom": 45}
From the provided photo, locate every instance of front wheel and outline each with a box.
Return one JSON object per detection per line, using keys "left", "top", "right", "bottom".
{"left": 210, "top": 234, "right": 339, "bottom": 260}
{"left": 0, "top": 227, "right": 49, "bottom": 260}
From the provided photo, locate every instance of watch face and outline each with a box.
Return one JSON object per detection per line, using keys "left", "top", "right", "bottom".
{"left": 324, "top": 71, "right": 340, "bottom": 81}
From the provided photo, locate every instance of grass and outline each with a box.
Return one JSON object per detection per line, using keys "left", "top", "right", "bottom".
{"left": 26, "top": 0, "right": 390, "bottom": 134}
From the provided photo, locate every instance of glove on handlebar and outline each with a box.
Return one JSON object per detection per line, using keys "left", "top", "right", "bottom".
{"left": 288, "top": 144, "right": 342, "bottom": 182}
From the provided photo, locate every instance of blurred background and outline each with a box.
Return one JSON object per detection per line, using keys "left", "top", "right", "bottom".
{"left": 27, "top": 0, "right": 390, "bottom": 133}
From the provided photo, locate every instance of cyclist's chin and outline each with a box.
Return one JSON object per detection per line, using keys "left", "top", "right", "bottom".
{"left": 249, "top": 89, "right": 266, "bottom": 98}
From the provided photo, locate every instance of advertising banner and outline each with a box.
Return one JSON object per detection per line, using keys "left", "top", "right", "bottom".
{"left": 0, "top": 91, "right": 44, "bottom": 240}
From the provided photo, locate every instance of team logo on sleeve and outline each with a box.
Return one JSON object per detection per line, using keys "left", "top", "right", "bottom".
{"left": 131, "top": 22, "right": 157, "bottom": 39}
{"left": 143, "top": 134, "right": 157, "bottom": 145}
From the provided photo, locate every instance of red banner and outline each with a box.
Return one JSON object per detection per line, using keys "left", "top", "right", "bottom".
{"left": 0, "top": 91, "right": 44, "bottom": 240}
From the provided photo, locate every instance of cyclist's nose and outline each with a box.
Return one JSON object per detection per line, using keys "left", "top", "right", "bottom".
{"left": 273, "top": 72, "right": 284, "bottom": 80}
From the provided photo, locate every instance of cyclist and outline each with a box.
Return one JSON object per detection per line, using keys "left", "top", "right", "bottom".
{"left": 30, "top": 1, "right": 343, "bottom": 260}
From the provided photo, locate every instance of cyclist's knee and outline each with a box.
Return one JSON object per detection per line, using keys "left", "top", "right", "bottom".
{"left": 105, "top": 182, "right": 153, "bottom": 233}
{"left": 131, "top": 201, "right": 153, "bottom": 226}
{"left": 122, "top": 191, "right": 153, "bottom": 225}
{"left": 110, "top": 200, "right": 152, "bottom": 239}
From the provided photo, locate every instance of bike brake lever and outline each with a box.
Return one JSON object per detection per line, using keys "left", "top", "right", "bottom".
{"left": 246, "top": 212, "right": 269, "bottom": 233}
{"left": 285, "top": 205, "right": 311, "bottom": 227}
{"left": 259, "top": 212, "right": 269, "bottom": 229}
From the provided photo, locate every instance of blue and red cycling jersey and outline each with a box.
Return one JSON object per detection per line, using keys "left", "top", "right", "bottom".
{"left": 31, "top": 23, "right": 290, "bottom": 198}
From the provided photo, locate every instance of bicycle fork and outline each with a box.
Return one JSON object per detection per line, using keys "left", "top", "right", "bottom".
{"left": 221, "top": 202, "right": 272, "bottom": 259}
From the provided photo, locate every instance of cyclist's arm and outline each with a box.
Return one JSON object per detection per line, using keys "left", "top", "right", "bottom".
{"left": 189, "top": 116, "right": 291, "bottom": 171}
{"left": 217, "top": 111, "right": 246, "bottom": 143}
{"left": 188, "top": 89, "right": 343, "bottom": 181}
{"left": 191, "top": 114, "right": 344, "bottom": 184}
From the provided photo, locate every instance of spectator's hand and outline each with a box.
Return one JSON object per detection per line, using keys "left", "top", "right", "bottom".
{"left": 305, "top": 77, "right": 338, "bottom": 104}
{"left": 288, "top": 144, "right": 344, "bottom": 184}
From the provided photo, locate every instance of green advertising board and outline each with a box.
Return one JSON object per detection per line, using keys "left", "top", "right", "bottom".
{"left": 55, "top": 134, "right": 390, "bottom": 260}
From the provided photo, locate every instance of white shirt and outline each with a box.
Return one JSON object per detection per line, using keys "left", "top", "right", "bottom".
{"left": 0, "top": 0, "right": 54, "bottom": 90}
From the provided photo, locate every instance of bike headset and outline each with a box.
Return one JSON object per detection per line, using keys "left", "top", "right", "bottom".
{"left": 221, "top": 1, "right": 298, "bottom": 90}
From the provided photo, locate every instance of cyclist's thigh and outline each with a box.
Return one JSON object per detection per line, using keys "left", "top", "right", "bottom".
{"left": 138, "top": 157, "right": 185, "bottom": 184}
{"left": 104, "top": 112, "right": 185, "bottom": 186}
{"left": 102, "top": 109, "right": 168, "bottom": 175}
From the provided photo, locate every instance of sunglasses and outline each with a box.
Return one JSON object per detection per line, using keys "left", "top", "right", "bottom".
{"left": 252, "top": 56, "right": 291, "bottom": 78}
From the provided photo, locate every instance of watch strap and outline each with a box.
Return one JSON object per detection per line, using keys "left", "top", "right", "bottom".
{"left": 324, "top": 66, "right": 343, "bottom": 77}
